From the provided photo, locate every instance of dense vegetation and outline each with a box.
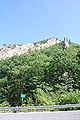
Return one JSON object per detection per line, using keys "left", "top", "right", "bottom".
{"left": 0, "top": 41, "right": 80, "bottom": 107}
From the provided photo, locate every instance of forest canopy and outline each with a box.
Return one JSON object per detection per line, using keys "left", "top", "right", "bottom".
{"left": 0, "top": 41, "right": 80, "bottom": 107}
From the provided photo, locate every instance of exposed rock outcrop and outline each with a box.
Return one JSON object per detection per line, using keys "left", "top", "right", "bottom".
{"left": 0, "top": 37, "right": 60, "bottom": 59}
{"left": 64, "top": 37, "right": 70, "bottom": 48}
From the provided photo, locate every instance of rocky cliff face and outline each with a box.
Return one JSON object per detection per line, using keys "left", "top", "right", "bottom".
{"left": 0, "top": 37, "right": 60, "bottom": 59}
{"left": 64, "top": 37, "right": 70, "bottom": 48}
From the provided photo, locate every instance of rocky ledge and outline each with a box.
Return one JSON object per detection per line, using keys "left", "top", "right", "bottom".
{"left": 0, "top": 37, "right": 60, "bottom": 59}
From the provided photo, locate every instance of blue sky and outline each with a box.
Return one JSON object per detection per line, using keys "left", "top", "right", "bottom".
{"left": 0, "top": 0, "right": 80, "bottom": 47}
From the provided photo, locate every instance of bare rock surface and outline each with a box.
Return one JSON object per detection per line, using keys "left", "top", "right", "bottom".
{"left": 0, "top": 37, "right": 60, "bottom": 59}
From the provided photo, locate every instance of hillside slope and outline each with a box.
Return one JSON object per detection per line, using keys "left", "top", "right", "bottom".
{"left": 0, "top": 39, "right": 80, "bottom": 107}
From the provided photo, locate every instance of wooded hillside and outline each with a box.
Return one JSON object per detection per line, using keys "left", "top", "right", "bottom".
{"left": 0, "top": 41, "right": 80, "bottom": 107}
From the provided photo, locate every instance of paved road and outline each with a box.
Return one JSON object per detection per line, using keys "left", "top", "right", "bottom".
{"left": 0, "top": 110, "right": 80, "bottom": 120}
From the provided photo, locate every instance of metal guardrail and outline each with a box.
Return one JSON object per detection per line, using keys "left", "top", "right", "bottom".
{"left": 0, "top": 104, "right": 80, "bottom": 112}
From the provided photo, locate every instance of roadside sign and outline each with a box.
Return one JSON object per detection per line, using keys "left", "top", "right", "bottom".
{"left": 21, "top": 94, "right": 26, "bottom": 98}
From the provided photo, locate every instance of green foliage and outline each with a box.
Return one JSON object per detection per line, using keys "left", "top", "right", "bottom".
{"left": 33, "top": 88, "right": 54, "bottom": 106}
{"left": 34, "top": 39, "right": 49, "bottom": 45}
{"left": 0, "top": 42, "right": 80, "bottom": 106}
{"left": 56, "top": 90, "right": 80, "bottom": 105}
{"left": 0, "top": 101, "right": 10, "bottom": 107}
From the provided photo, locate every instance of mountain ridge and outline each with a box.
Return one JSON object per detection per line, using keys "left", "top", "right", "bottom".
{"left": 0, "top": 37, "right": 60, "bottom": 59}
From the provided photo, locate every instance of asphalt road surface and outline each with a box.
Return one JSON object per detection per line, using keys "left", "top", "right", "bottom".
{"left": 0, "top": 110, "right": 80, "bottom": 120}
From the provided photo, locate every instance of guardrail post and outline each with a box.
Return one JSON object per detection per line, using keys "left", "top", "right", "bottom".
{"left": 28, "top": 109, "right": 31, "bottom": 112}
